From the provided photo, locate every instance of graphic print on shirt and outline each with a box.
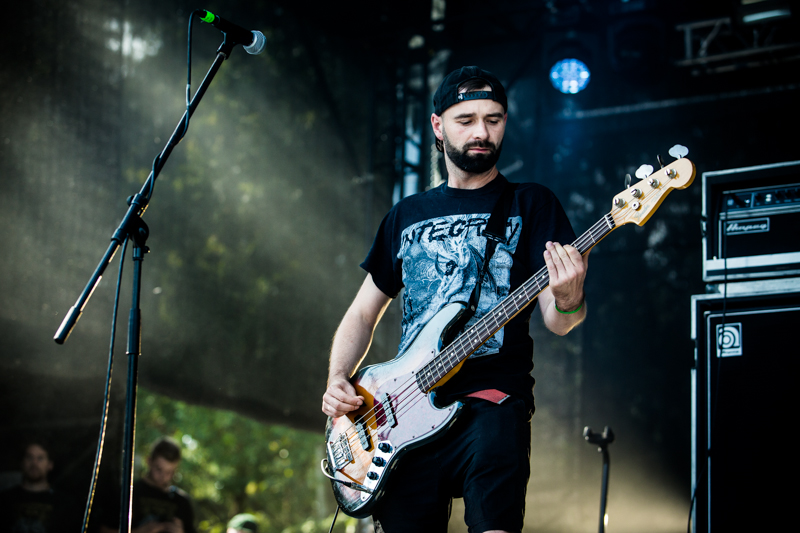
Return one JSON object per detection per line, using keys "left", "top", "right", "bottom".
{"left": 398, "top": 213, "right": 521, "bottom": 358}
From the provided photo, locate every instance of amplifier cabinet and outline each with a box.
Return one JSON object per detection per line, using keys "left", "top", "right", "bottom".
{"left": 702, "top": 160, "right": 800, "bottom": 282}
{"left": 690, "top": 280, "right": 800, "bottom": 533}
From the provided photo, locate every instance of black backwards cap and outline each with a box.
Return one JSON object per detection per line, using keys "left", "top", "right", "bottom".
{"left": 433, "top": 66, "right": 508, "bottom": 116}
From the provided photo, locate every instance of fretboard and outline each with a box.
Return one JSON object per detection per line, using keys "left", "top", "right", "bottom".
{"left": 415, "top": 213, "right": 616, "bottom": 392}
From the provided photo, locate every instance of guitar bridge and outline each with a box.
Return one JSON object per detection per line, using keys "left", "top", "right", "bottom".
{"left": 327, "top": 432, "right": 353, "bottom": 470}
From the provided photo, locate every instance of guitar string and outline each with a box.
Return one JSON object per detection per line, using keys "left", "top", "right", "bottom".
{"left": 334, "top": 219, "right": 609, "bottom": 459}
{"left": 335, "top": 209, "right": 620, "bottom": 456}
{"left": 403, "top": 212, "right": 610, "bottom": 392}
{"left": 335, "top": 174, "right": 687, "bottom": 486}
{"left": 333, "top": 176, "right": 674, "bottom": 460}
{"left": 419, "top": 212, "right": 613, "bottom": 391}
{"left": 427, "top": 173, "right": 681, "bottom": 390}
{"left": 425, "top": 172, "right": 675, "bottom": 387}
{"left": 334, "top": 184, "right": 667, "bottom": 468}
{"left": 336, "top": 212, "right": 616, "bottom": 456}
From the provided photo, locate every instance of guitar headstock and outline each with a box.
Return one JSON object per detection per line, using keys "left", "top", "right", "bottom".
{"left": 610, "top": 156, "right": 695, "bottom": 227}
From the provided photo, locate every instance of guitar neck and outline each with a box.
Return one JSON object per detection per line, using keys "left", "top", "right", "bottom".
{"left": 416, "top": 213, "right": 617, "bottom": 390}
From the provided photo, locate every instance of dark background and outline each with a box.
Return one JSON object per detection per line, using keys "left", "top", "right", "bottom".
{"left": 1, "top": 1, "right": 797, "bottom": 531}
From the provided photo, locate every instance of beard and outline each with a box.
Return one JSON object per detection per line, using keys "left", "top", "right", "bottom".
{"left": 443, "top": 130, "right": 503, "bottom": 174}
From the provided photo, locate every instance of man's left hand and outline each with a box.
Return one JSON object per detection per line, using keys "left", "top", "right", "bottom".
{"left": 543, "top": 241, "right": 588, "bottom": 311}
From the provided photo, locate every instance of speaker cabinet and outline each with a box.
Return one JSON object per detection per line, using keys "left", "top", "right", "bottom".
{"left": 691, "top": 281, "right": 800, "bottom": 532}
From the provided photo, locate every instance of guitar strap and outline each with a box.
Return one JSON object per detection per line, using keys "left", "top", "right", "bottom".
{"left": 451, "top": 179, "right": 519, "bottom": 404}
{"left": 465, "top": 179, "right": 519, "bottom": 320}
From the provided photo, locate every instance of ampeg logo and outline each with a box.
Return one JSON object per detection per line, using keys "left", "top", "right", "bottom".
{"left": 725, "top": 217, "right": 769, "bottom": 235}
{"left": 716, "top": 323, "right": 743, "bottom": 357}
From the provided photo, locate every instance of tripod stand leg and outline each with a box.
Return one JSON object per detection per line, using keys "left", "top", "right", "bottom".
{"left": 598, "top": 448, "right": 610, "bottom": 533}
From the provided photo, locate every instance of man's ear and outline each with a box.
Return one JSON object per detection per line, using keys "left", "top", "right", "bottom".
{"left": 431, "top": 113, "right": 444, "bottom": 141}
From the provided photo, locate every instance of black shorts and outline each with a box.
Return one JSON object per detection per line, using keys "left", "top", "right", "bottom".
{"left": 372, "top": 396, "right": 532, "bottom": 533}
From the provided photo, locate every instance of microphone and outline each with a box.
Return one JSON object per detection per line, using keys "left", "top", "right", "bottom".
{"left": 199, "top": 10, "right": 266, "bottom": 55}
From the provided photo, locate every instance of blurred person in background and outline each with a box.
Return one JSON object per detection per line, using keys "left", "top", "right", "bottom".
{"left": 0, "top": 438, "right": 76, "bottom": 533}
{"left": 99, "top": 436, "right": 195, "bottom": 533}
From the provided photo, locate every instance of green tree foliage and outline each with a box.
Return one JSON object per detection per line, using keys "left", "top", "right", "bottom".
{"left": 135, "top": 388, "right": 356, "bottom": 532}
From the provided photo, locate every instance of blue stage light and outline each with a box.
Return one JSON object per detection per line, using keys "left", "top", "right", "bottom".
{"left": 549, "top": 58, "right": 591, "bottom": 94}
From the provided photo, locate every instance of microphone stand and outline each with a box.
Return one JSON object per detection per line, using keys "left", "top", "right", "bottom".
{"left": 54, "top": 36, "right": 240, "bottom": 533}
{"left": 584, "top": 426, "right": 615, "bottom": 533}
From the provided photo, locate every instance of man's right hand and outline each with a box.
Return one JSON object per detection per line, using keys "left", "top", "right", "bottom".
{"left": 322, "top": 274, "right": 391, "bottom": 419}
{"left": 322, "top": 376, "right": 364, "bottom": 418}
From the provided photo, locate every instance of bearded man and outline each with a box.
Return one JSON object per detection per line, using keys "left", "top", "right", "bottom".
{"left": 322, "top": 66, "right": 589, "bottom": 532}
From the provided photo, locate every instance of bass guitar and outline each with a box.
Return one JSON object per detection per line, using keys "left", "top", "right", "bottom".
{"left": 322, "top": 150, "right": 696, "bottom": 517}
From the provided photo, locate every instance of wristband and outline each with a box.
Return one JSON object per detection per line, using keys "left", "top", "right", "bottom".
{"left": 555, "top": 300, "right": 583, "bottom": 314}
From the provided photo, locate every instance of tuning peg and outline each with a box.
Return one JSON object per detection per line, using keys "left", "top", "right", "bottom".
{"left": 635, "top": 164, "right": 654, "bottom": 179}
{"left": 625, "top": 173, "right": 632, "bottom": 189}
{"left": 657, "top": 154, "right": 665, "bottom": 168}
{"left": 669, "top": 144, "right": 689, "bottom": 159}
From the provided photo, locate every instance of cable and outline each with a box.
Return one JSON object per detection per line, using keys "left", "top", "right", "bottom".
{"left": 320, "top": 459, "right": 373, "bottom": 494}
{"left": 144, "top": 10, "right": 201, "bottom": 202}
{"left": 80, "top": 10, "right": 203, "bottom": 529}
{"left": 688, "top": 193, "right": 730, "bottom": 533}
{"left": 327, "top": 506, "right": 341, "bottom": 533}
{"left": 79, "top": 238, "right": 129, "bottom": 533}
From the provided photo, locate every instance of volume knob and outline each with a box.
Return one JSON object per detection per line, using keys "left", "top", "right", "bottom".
{"left": 372, "top": 457, "right": 386, "bottom": 467}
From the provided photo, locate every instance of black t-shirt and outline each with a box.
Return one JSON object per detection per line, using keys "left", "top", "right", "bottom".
{"left": 100, "top": 480, "right": 195, "bottom": 533}
{"left": 362, "top": 174, "right": 576, "bottom": 407}
{"left": 0, "top": 485, "right": 76, "bottom": 533}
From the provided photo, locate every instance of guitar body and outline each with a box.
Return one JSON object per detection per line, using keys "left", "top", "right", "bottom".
{"left": 324, "top": 302, "right": 467, "bottom": 518}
